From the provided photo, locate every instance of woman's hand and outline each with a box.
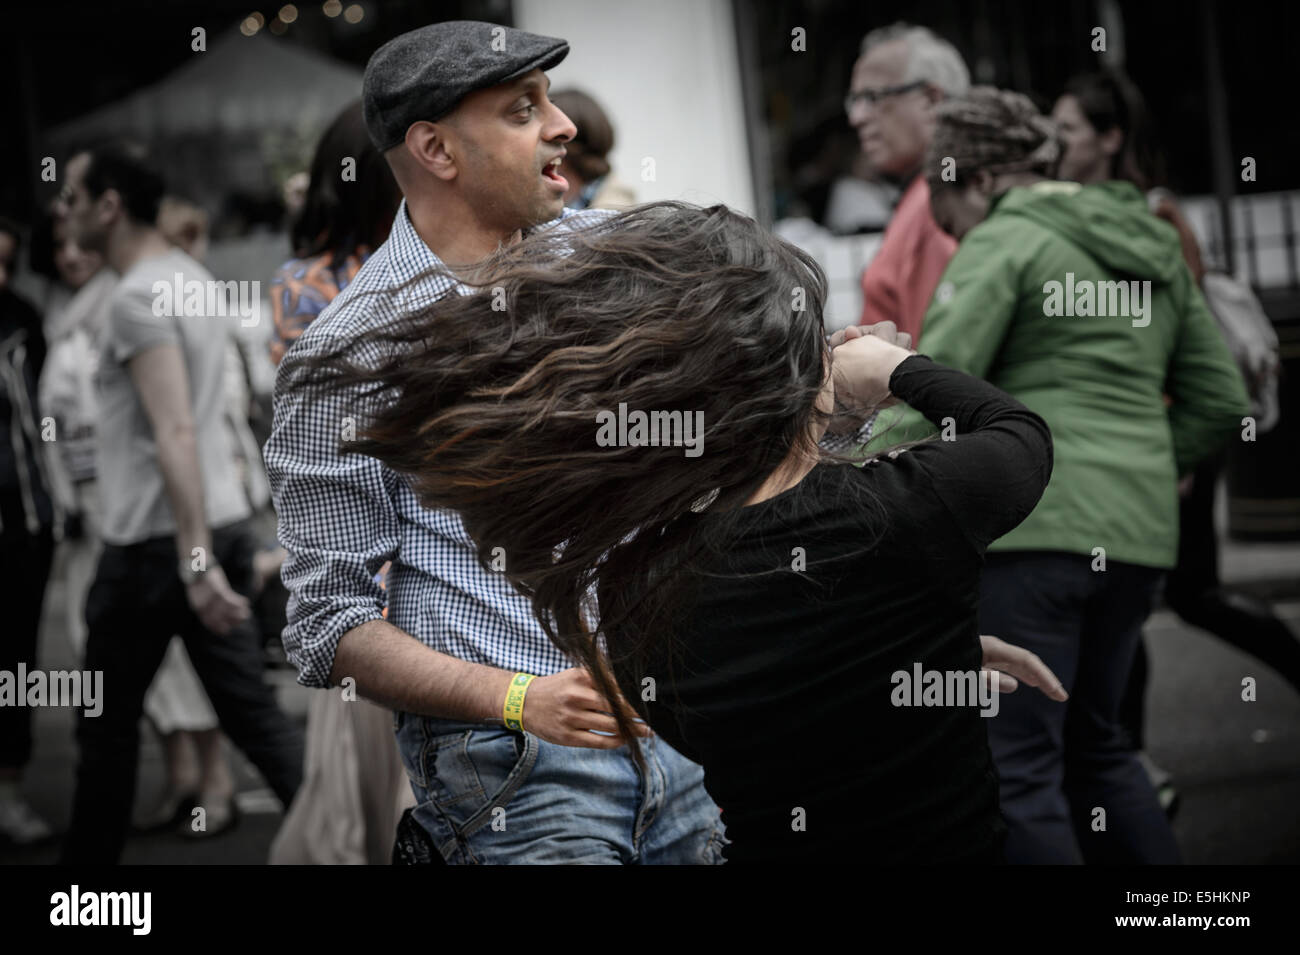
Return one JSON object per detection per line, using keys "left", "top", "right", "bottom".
{"left": 829, "top": 321, "right": 915, "bottom": 412}
{"left": 979, "top": 634, "right": 1069, "bottom": 701}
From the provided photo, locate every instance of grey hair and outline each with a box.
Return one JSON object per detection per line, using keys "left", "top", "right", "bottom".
{"left": 860, "top": 23, "right": 970, "bottom": 98}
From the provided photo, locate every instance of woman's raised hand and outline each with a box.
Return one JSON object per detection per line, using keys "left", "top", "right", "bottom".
{"left": 829, "top": 320, "right": 915, "bottom": 411}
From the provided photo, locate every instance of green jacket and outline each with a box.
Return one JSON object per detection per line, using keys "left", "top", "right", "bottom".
{"left": 863, "top": 180, "right": 1250, "bottom": 569}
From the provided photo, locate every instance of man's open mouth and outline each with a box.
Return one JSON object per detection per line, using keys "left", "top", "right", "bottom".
{"left": 542, "top": 156, "right": 567, "bottom": 189}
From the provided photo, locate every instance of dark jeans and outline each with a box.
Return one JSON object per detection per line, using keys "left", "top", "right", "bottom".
{"left": 61, "top": 519, "right": 303, "bottom": 864}
{"left": 980, "top": 551, "right": 1181, "bottom": 865}
{"left": 0, "top": 495, "right": 54, "bottom": 770}
{"left": 1121, "top": 454, "right": 1300, "bottom": 749}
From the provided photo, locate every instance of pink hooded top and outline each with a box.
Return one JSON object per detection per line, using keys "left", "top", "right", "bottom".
{"left": 858, "top": 176, "right": 958, "bottom": 346}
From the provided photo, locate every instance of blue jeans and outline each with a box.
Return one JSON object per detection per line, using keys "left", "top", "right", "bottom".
{"left": 394, "top": 713, "right": 727, "bottom": 864}
{"left": 979, "top": 551, "right": 1181, "bottom": 864}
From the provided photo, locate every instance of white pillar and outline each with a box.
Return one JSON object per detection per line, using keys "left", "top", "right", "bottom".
{"left": 513, "top": 0, "right": 756, "bottom": 216}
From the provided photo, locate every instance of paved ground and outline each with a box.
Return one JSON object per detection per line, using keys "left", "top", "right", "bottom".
{"left": 3, "top": 535, "right": 1298, "bottom": 866}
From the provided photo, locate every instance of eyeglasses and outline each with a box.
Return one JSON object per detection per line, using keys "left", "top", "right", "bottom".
{"left": 844, "top": 80, "right": 927, "bottom": 114}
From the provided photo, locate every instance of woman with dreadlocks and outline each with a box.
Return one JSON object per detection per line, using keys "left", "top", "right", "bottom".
{"left": 871, "top": 87, "right": 1250, "bottom": 864}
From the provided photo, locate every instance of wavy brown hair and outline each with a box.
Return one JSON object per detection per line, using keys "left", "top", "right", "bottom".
{"left": 291, "top": 201, "right": 882, "bottom": 762}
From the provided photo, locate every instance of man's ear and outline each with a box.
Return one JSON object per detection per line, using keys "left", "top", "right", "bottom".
{"left": 405, "top": 120, "right": 458, "bottom": 183}
{"left": 922, "top": 83, "right": 946, "bottom": 107}
{"left": 97, "top": 188, "right": 123, "bottom": 229}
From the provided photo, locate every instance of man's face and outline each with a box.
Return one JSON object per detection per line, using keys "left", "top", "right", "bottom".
{"left": 0, "top": 231, "right": 15, "bottom": 294}
{"left": 58, "top": 153, "right": 110, "bottom": 255}
{"left": 443, "top": 69, "right": 577, "bottom": 232}
{"left": 847, "top": 40, "right": 936, "bottom": 178}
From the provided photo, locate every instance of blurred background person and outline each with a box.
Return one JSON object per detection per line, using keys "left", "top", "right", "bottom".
{"left": 33, "top": 201, "right": 244, "bottom": 841}
{"left": 57, "top": 142, "right": 303, "bottom": 864}
{"left": 34, "top": 214, "right": 113, "bottom": 661}
{"left": 845, "top": 22, "right": 968, "bottom": 344}
{"left": 873, "top": 88, "right": 1250, "bottom": 863}
{"left": 269, "top": 101, "right": 401, "bottom": 368}
{"left": 265, "top": 99, "right": 409, "bottom": 865}
{"left": 548, "top": 89, "right": 636, "bottom": 211}
{"left": 1053, "top": 70, "right": 1296, "bottom": 816}
{"left": 116, "top": 193, "right": 271, "bottom": 839}
{"left": 160, "top": 196, "right": 273, "bottom": 527}
{"left": 281, "top": 172, "right": 311, "bottom": 225}
{"left": 0, "top": 215, "right": 58, "bottom": 846}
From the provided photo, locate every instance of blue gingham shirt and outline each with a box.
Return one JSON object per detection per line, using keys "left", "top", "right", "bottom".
{"left": 266, "top": 200, "right": 875, "bottom": 688}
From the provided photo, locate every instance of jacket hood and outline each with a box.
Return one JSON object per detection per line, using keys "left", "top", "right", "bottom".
{"left": 992, "top": 180, "right": 1185, "bottom": 284}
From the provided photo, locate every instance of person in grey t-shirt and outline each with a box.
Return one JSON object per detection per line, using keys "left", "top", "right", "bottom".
{"left": 96, "top": 245, "right": 249, "bottom": 545}
{"left": 57, "top": 142, "right": 302, "bottom": 864}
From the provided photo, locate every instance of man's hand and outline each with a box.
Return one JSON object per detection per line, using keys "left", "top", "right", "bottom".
{"left": 979, "top": 634, "right": 1068, "bottom": 700}
{"left": 185, "top": 566, "right": 252, "bottom": 636}
{"left": 521, "top": 667, "right": 653, "bottom": 749}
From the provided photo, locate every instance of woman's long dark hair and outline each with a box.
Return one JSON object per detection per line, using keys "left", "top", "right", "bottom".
{"left": 291, "top": 201, "right": 884, "bottom": 762}
{"left": 291, "top": 100, "right": 402, "bottom": 265}
{"left": 1063, "top": 70, "right": 1163, "bottom": 190}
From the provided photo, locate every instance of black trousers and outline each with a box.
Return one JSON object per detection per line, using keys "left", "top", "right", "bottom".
{"left": 0, "top": 494, "right": 54, "bottom": 770}
{"left": 61, "top": 519, "right": 303, "bottom": 863}
{"left": 980, "top": 551, "right": 1180, "bottom": 864}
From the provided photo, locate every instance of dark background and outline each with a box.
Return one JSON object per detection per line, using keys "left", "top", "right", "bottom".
{"left": 3, "top": 0, "right": 1293, "bottom": 224}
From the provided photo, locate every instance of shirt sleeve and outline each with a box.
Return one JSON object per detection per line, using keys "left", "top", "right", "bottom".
{"left": 884, "top": 355, "right": 1054, "bottom": 553}
{"left": 107, "top": 283, "right": 179, "bottom": 365}
{"left": 264, "top": 322, "right": 402, "bottom": 688}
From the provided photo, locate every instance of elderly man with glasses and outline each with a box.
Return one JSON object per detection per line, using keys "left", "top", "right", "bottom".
{"left": 846, "top": 23, "right": 970, "bottom": 345}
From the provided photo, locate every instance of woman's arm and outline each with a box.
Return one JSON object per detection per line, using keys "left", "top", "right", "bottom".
{"left": 885, "top": 354, "right": 1054, "bottom": 551}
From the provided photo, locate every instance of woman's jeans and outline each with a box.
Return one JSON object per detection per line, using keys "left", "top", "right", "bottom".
{"left": 979, "top": 551, "right": 1181, "bottom": 864}
{"left": 394, "top": 712, "right": 727, "bottom": 864}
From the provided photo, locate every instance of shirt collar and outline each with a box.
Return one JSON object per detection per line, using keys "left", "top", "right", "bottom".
{"left": 384, "top": 200, "right": 592, "bottom": 313}
{"left": 386, "top": 199, "right": 457, "bottom": 315}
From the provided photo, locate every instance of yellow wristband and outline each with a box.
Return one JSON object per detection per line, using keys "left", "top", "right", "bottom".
{"left": 502, "top": 672, "right": 537, "bottom": 732}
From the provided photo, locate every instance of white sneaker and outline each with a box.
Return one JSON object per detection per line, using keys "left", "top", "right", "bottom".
{"left": 0, "top": 796, "right": 54, "bottom": 845}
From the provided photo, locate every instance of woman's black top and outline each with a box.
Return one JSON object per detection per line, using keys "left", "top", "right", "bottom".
{"left": 614, "top": 355, "right": 1053, "bottom": 863}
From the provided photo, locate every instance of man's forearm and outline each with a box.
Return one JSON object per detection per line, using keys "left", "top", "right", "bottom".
{"left": 329, "top": 617, "right": 515, "bottom": 720}
{"left": 155, "top": 424, "right": 213, "bottom": 565}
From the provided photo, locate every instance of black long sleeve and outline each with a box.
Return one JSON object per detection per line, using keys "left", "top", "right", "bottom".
{"left": 888, "top": 354, "right": 1053, "bottom": 551}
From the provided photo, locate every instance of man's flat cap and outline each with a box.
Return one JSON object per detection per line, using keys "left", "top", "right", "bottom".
{"left": 363, "top": 20, "right": 569, "bottom": 151}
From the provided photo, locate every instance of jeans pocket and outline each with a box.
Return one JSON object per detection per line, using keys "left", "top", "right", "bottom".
{"left": 423, "top": 727, "right": 539, "bottom": 841}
